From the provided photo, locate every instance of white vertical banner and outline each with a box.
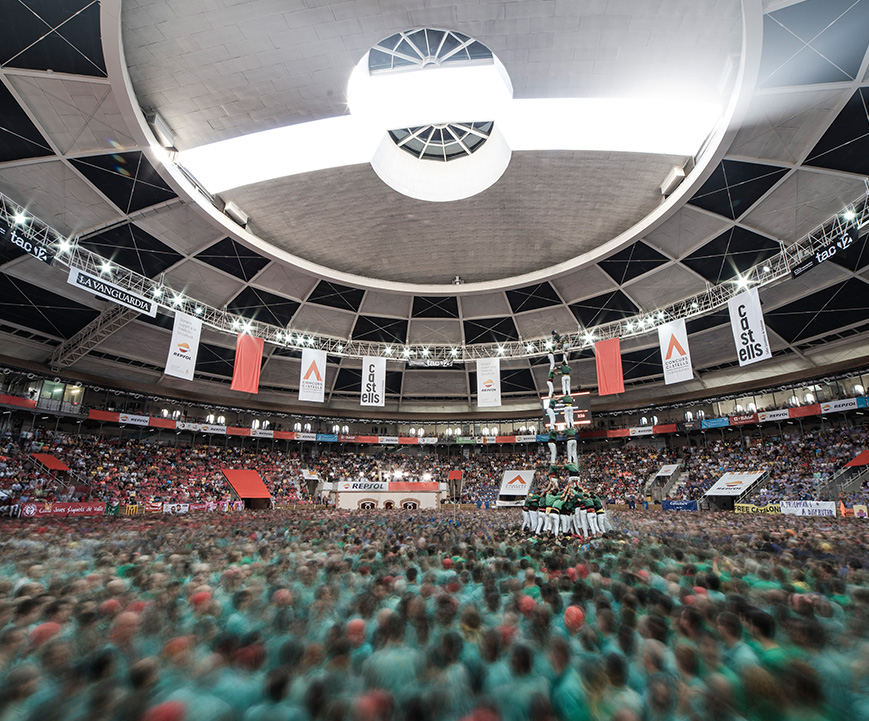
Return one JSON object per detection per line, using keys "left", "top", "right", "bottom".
{"left": 657, "top": 318, "right": 693, "bottom": 385}
{"left": 728, "top": 287, "right": 772, "bottom": 366}
{"left": 476, "top": 357, "right": 501, "bottom": 408}
{"left": 164, "top": 312, "right": 202, "bottom": 380}
{"left": 299, "top": 348, "right": 327, "bottom": 402}
{"left": 360, "top": 356, "right": 386, "bottom": 406}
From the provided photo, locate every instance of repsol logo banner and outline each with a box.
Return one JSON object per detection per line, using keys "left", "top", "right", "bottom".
{"left": 165, "top": 312, "right": 202, "bottom": 380}
{"left": 728, "top": 288, "right": 771, "bottom": 367}
{"left": 67, "top": 267, "right": 157, "bottom": 316}
{"left": 360, "top": 356, "right": 385, "bottom": 407}
{"left": 476, "top": 357, "right": 501, "bottom": 408}
{"left": 339, "top": 481, "right": 388, "bottom": 492}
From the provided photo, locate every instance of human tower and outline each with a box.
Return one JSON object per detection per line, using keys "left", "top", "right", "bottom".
{"left": 521, "top": 330, "right": 612, "bottom": 538}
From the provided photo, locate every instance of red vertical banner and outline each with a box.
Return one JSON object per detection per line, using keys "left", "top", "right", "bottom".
{"left": 230, "top": 333, "right": 264, "bottom": 393}
{"left": 595, "top": 337, "right": 624, "bottom": 396}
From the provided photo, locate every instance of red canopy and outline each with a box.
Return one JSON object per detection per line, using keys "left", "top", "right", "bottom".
{"left": 30, "top": 453, "right": 70, "bottom": 471}
{"left": 845, "top": 450, "right": 869, "bottom": 468}
{"left": 220, "top": 469, "right": 271, "bottom": 499}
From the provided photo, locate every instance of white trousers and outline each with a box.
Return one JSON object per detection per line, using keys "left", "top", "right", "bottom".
{"left": 521, "top": 509, "right": 530, "bottom": 530}
{"left": 548, "top": 352, "right": 556, "bottom": 370}
{"left": 546, "top": 407, "right": 557, "bottom": 429}
{"left": 560, "top": 514, "right": 571, "bottom": 534}
{"left": 564, "top": 406, "right": 574, "bottom": 426}
{"left": 548, "top": 442, "right": 557, "bottom": 465}
{"left": 600, "top": 510, "right": 613, "bottom": 532}
{"left": 567, "top": 439, "right": 577, "bottom": 464}
{"left": 578, "top": 508, "right": 589, "bottom": 535}
{"left": 547, "top": 380, "right": 554, "bottom": 398}
{"left": 587, "top": 511, "right": 599, "bottom": 535}
{"left": 561, "top": 375, "right": 571, "bottom": 395}
{"left": 536, "top": 512, "right": 546, "bottom": 534}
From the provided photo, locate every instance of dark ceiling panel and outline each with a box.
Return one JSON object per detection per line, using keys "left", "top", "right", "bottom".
{"left": 0, "top": 83, "right": 54, "bottom": 162}
{"left": 2, "top": 0, "right": 106, "bottom": 77}
{"left": 505, "top": 282, "right": 562, "bottom": 313}
{"left": 621, "top": 347, "right": 663, "bottom": 381}
{"left": 70, "top": 151, "right": 177, "bottom": 213}
{"left": 135, "top": 312, "right": 174, "bottom": 332}
{"left": 569, "top": 290, "right": 638, "bottom": 328}
{"left": 462, "top": 317, "right": 519, "bottom": 344}
{"left": 411, "top": 296, "right": 460, "bottom": 318}
{"left": 765, "top": 277, "right": 869, "bottom": 343}
{"left": 306, "top": 280, "right": 365, "bottom": 312}
{"left": 688, "top": 160, "right": 788, "bottom": 219}
{"left": 227, "top": 286, "right": 300, "bottom": 327}
{"left": 468, "top": 368, "right": 537, "bottom": 395}
{"left": 194, "top": 342, "right": 237, "bottom": 377}
{"left": 352, "top": 315, "right": 408, "bottom": 344}
{"left": 682, "top": 227, "right": 780, "bottom": 284}
{"left": 79, "top": 223, "right": 183, "bottom": 278}
{"left": 195, "top": 237, "right": 270, "bottom": 282}
{"left": 598, "top": 240, "right": 669, "bottom": 284}
{"left": 686, "top": 309, "right": 730, "bottom": 335}
{"left": 805, "top": 88, "right": 869, "bottom": 176}
{"left": 759, "top": 0, "right": 869, "bottom": 88}
{"left": 0, "top": 271, "right": 98, "bottom": 338}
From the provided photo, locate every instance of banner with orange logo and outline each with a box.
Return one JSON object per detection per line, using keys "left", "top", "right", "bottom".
{"left": 476, "top": 357, "right": 501, "bottom": 407}
{"left": 657, "top": 318, "right": 693, "bottom": 385}
{"left": 497, "top": 469, "right": 534, "bottom": 497}
{"left": 230, "top": 333, "right": 264, "bottom": 394}
{"left": 165, "top": 312, "right": 202, "bottom": 380}
{"left": 299, "top": 348, "right": 327, "bottom": 402}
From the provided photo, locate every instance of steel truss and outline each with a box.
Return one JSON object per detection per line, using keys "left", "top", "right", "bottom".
{"left": 1, "top": 185, "right": 867, "bottom": 364}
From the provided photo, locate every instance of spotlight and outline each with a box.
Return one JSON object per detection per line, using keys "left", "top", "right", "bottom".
{"left": 844, "top": 210, "right": 857, "bottom": 221}
{"left": 12, "top": 212, "right": 27, "bottom": 225}
{"left": 99, "top": 261, "right": 112, "bottom": 274}
{"left": 525, "top": 343, "right": 535, "bottom": 352}
{"left": 194, "top": 306, "right": 203, "bottom": 315}
{"left": 56, "top": 238, "right": 72, "bottom": 254}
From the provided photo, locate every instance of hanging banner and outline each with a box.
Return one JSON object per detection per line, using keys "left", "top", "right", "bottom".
{"left": 657, "top": 318, "right": 693, "bottom": 385}
{"left": 704, "top": 471, "right": 765, "bottom": 496}
{"left": 728, "top": 287, "right": 772, "bottom": 366}
{"left": 820, "top": 398, "right": 858, "bottom": 413}
{"left": 661, "top": 500, "right": 698, "bottom": 511}
{"left": 629, "top": 426, "right": 654, "bottom": 436}
{"left": 780, "top": 500, "right": 836, "bottom": 516}
{"left": 735, "top": 503, "right": 781, "bottom": 514}
{"left": 251, "top": 429, "right": 274, "bottom": 438}
{"left": 299, "top": 348, "right": 326, "bottom": 402}
{"left": 595, "top": 338, "right": 625, "bottom": 395}
{"left": 230, "top": 333, "right": 264, "bottom": 394}
{"left": 165, "top": 312, "right": 202, "bottom": 380}
{"left": 476, "top": 357, "right": 501, "bottom": 407}
{"left": 758, "top": 409, "right": 789, "bottom": 422}
{"left": 498, "top": 470, "right": 534, "bottom": 496}
{"left": 791, "top": 226, "right": 860, "bottom": 279}
{"left": 67, "top": 267, "right": 157, "bottom": 316}
{"left": 360, "top": 356, "right": 386, "bottom": 407}
{"left": 654, "top": 464, "right": 680, "bottom": 477}
{"left": 118, "top": 413, "right": 150, "bottom": 426}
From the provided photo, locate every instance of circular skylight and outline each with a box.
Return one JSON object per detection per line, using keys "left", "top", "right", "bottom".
{"left": 368, "top": 29, "right": 493, "bottom": 73}
{"left": 388, "top": 121, "right": 494, "bottom": 162}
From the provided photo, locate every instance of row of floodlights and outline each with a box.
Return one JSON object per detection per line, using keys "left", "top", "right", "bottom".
{"left": 6, "top": 206, "right": 860, "bottom": 355}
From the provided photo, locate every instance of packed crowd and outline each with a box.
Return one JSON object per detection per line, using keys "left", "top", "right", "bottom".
{"left": 669, "top": 427, "right": 868, "bottom": 504}
{"left": 1, "top": 508, "right": 869, "bottom": 721}
{"left": 1, "top": 423, "right": 867, "bottom": 512}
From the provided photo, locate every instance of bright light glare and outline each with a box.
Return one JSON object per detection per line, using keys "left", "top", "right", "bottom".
{"left": 178, "top": 115, "right": 379, "bottom": 194}
{"left": 178, "top": 85, "right": 721, "bottom": 195}
{"left": 500, "top": 98, "right": 720, "bottom": 155}
{"left": 347, "top": 53, "right": 513, "bottom": 130}
{"left": 12, "top": 212, "right": 27, "bottom": 225}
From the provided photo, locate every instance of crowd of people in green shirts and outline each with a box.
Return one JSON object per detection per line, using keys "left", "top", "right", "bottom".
{"left": 0, "top": 506, "right": 868, "bottom": 721}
